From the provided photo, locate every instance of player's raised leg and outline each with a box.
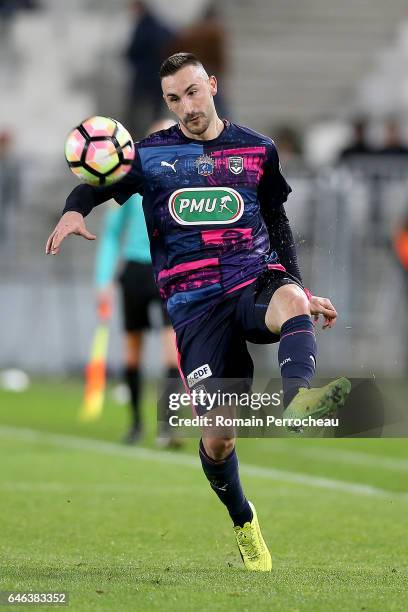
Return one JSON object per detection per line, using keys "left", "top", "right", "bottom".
{"left": 200, "top": 435, "right": 272, "bottom": 571}
{"left": 265, "top": 284, "right": 351, "bottom": 422}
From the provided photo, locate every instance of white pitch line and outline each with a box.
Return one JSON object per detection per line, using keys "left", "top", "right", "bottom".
{"left": 254, "top": 440, "right": 408, "bottom": 472}
{"left": 288, "top": 446, "right": 408, "bottom": 472}
{"left": 0, "top": 425, "right": 407, "bottom": 501}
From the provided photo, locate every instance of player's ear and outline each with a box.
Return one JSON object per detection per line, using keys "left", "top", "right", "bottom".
{"left": 209, "top": 75, "right": 218, "bottom": 96}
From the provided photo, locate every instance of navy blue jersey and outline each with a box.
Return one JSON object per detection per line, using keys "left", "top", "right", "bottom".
{"left": 65, "top": 120, "right": 294, "bottom": 330}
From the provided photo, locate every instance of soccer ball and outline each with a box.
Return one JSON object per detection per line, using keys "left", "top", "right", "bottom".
{"left": 64, "top": 116, "right": 135, "bottom": 186}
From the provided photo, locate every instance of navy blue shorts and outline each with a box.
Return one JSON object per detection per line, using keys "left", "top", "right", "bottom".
{"left": 175, "top": 268, "right": 302, "bottom": 411}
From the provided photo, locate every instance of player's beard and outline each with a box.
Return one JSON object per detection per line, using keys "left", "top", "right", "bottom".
{"left": 182, "top": 112, "right": 210, "bottom": 136}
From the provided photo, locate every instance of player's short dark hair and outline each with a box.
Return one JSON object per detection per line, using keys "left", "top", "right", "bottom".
{"left": 159, "top": 53, "right": 204, "bottom": 79}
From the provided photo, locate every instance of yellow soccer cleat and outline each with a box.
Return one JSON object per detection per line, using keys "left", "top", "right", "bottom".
{"left": 282, "top": 377, "right": 351, "bottom": 430}
{"left": 233, "top": 502, "right": 272, "bottom": 571}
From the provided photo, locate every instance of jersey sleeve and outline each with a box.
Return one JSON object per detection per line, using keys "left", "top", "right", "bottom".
{"left": 63, "top": 146, "right": 145, "bottom": 217}
{"left": 258, "top": 142, "right": 292, "bottom": 208}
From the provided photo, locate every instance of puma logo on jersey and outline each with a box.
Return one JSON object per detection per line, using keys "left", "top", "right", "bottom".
{"left": 160, "top": 159, "right": 178, "bottom": 173}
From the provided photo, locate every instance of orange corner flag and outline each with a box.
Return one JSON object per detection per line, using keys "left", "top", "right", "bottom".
{"left": 79, "top": 323, "right": 110, "bottom": 422}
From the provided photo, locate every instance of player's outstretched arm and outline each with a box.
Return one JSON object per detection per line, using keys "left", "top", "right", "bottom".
{"left": 45, "top": 156, "right": 144, "bottom": 256}
{"left": 45, "top": 182, "right": 118, "bottom": 255}
{"left": 46, "top": 211, "right": 96, "bottom": 255}
{"left": 46, "top": 132, "right": 145, "bottom": 255}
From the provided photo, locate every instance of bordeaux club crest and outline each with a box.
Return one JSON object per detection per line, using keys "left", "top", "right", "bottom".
{"left": 228, "top": 156, "right": 244, "bottom": 175}
{"left": 195, "top": 154, "right": 214, "bottom": 176}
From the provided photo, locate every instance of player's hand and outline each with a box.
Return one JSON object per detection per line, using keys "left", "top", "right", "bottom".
{"left": 45, "top": 211, "right": 96, "bottom": 255}
{"left": 309, "top": 295, "right": 337, "bottom": 329}
{"left": 96, "top": 285, "right": 114, "bottom": 321}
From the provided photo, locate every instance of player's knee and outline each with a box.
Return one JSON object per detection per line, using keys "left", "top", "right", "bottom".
{"left": 204, "top": 437, "right": 235, "bottom": 461}
{"left": 274, "top": 285, "right": 309, "bottom": 316}
{"left": 287, "top": 289, "right": 310, "bottom": 316}
{"left": 266, "top": 285, "right": 310, "bottom": 332}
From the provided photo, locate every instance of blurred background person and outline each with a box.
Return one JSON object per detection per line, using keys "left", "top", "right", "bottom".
{"left": 94, "top": 118, "right": 182, "bottom": 447}
{"left": 338, "top": 117, "right": 375, "bottom": 161}
{"left": 273, "top": 125, "right": 303, "bottom": 167}
{"left": 166, "top": 3, "right": 228, "bottom": 117}
{"left": 379, "top": 118, "right": 408, "bottom": 156}
{"left": 124, "top": 1, "right": 175, "bottom": 139}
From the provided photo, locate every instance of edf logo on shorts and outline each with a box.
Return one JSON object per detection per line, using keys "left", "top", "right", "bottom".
{"left": 169, "top": 187, "right": 244, "bottom": 225}
{"left": 187, "top": 364, "right": 213, "bottom": 388}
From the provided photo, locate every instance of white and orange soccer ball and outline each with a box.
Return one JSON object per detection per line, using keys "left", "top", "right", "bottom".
{"left": 64, "top": 116, "right": 135, "bottom": 186}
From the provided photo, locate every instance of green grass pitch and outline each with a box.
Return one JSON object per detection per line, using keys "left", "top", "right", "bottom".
{"left": 0, "top": 380, "right": 407, "bottom": 611}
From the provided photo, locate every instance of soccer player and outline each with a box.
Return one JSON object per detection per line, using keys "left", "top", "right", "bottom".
{"left": 46, "top": 53, "right": 351, "bottom": 571}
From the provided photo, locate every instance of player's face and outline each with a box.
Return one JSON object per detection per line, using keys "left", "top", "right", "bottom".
{"left": 162, "top": 65, "right": 218, "bottom": 137}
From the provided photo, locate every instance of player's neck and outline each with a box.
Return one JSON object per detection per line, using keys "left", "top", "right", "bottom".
{"left": 179, "top": 116, "right": 225, "bottom": 141}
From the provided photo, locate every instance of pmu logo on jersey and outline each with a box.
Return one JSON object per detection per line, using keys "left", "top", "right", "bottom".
{"left": 169, "top": 187, "right": 244, "bottom": 225}
{"left": 195, "top": 154, "right": 214, "bottom": 176}
{"left": 228, "top": 156, "right": 244, "bottom": 175}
